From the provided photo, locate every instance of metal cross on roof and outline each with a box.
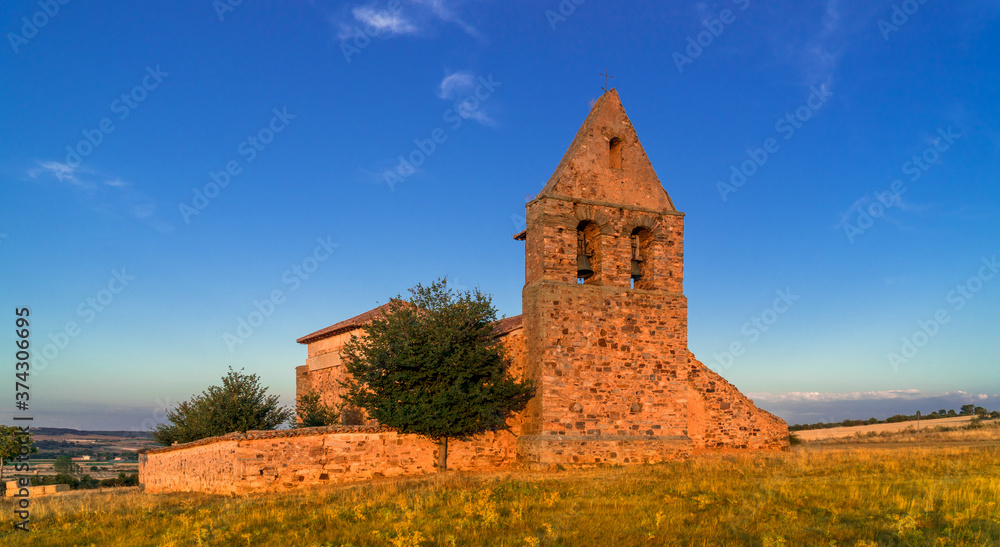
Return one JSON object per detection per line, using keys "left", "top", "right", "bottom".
{"left": 600, "top": 68, "right": 614, "bottom": 91}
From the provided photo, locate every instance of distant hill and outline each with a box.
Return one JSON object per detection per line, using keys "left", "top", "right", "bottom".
{"left": 30, "top": 427, "right": 154, "bottom": 439}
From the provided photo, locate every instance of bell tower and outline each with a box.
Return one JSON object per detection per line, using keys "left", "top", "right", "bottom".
{"left": 516, "top": 89, "right": 694, "bottom": 465}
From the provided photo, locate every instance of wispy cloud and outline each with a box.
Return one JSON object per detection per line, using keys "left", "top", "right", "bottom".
{"left": 750, "top": 389, "right": 994, "bottom": 404}
{"left": 335, "top": 0, "right": 480, "bottom": 41}
{"left": 751, "top": 389, "right": 999, "bottom": 424}
{"left": 26, "top": 162, "right": 174, "bottom": 233}
{"left": 763, "top": 0, "right": 886, "bottom": 91}
{"left": 411, "top": 0, "right": 480, "bottom": 39}
{"left": 338, "top": 5, "right": 418, "bottom": 40}
{"left": 437, "top": 72, "right": 475, "bottom": 99}
{"left": 833, "top": 193, "right": 931, "bottom": 231}
{"left": 437, "top": 71, "right": 494, "bottom": 126}
{"left": 800, "top": 0, "right": 842, "bottom": 89}
{"left": 750, "top": 389, "right": 923, "bottom": 403}
{"left": 29, "top": 161, "right": 94, "bottom": 188}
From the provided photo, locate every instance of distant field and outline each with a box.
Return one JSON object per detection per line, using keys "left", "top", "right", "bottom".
{"left": 3, "top": 424, "right": 1000, "bottom": 546}
{"left": 31, "top": 428, "right": 157, "bottom": 455}
{"left": 796, "top": 415, "right": 989, "bottom": 441}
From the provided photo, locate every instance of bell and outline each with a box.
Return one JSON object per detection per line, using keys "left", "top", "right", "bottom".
{"left": 577, "top": 254, "right": 594, "bottom": 279}
{"left": 631, "top": 259, "right": 643, "bottom": 281}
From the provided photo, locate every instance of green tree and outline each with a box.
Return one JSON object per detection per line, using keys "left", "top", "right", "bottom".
{"left": 960, "top": 404, "right": 976, "bottom": 416}
{"left": 53, "top": 455, "right": 77, "bottom": 474}
{"left": 341, "top": 279, "right": 534, "bottom": 471}
{"left": 0, "top": 425, "right": 37, "bottom": 486}
{"left": 151, "top": 367, "right": 293, "bottom": 446}
{"left": 295, "top": 390, "right": 341, "bottom": 427}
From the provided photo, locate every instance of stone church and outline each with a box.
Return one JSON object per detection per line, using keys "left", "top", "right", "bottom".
{"left": 140, "top": 89, "right": 787, "bottom": 494}
{"left": 295, "top": 89, "right": 788, "bottom": 466}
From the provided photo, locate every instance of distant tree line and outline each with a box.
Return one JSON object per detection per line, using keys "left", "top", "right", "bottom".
{"left": 31, "top": 441, "right": 140, "bottom": 461}
{"left": 790, "top": 405, "right": 999, "bottom": 431}
{"left": 28, "top": 472, "right": 139, "bottom": 490}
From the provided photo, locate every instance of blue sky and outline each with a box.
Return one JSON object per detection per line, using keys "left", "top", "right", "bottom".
{"left": 2, "top": 0, "right": 998, "bottom": 429}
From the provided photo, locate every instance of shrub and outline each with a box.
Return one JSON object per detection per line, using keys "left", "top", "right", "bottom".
{"left": 152, "top": 367, "right": 293, "bottom": 445}
{"left": 296, "top": 390, "right": 340, "bottom": 427}
{"left": 100, "top": 473, "right": 139, "bottom": 488}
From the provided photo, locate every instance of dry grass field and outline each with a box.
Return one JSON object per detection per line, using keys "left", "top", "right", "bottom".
{"left": 2, "top": 425, "right": 999, "bottom": 546}
{"left": 795, "top": 416, "right": 987, "bottom": 442}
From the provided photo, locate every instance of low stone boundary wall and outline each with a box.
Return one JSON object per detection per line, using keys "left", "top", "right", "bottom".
{"left": 139, "top": 425, "right": 517, "bottom": 495}
{"left": 4, "top": 481, "right": 70, "bottom": 497}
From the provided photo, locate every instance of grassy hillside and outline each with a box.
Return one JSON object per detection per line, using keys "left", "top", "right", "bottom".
{"left": 2, "top": 428, "right": 999, "bottom": 546}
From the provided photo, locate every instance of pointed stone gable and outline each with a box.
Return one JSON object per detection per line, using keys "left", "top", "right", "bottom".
{"left": 538, "top": 89, "right": 675, "bottom": 212}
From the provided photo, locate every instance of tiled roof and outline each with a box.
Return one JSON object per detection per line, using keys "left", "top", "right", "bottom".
{"left": 492, "top": 314, "right": 524, "bottom": 336}
{"left": 297, "top": 303, "right": 524, "bottom": 345}
{"left": 296, "top": 302, "right": 397, "bottom": 344}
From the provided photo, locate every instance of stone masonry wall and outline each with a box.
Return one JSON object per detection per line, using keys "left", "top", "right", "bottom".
{"left": 524, "top": 282, "right": 691, "bottom": 438}
{"left": 298, "top": 330, "right": 355, "bottom": 410}
{"left": 140, "top": 426, "right": 518, "bottom": 495}
{"left": 684, "top": 354, "right": 789, "bottom": 451}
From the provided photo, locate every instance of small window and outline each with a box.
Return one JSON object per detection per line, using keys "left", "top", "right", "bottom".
{"left": 609, "top": 137, "right": 622, "bottom": 169}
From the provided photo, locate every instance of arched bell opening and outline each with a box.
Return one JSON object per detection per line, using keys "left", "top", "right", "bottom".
{"left": 630, "top": 227, "right": 653, "bottom": 290}
{"left": 577, "top": 220, "right": 601, "bottom": 284}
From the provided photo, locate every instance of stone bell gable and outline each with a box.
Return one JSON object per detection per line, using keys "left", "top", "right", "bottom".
{"left": 537, "top": 89, "right": 676, "bottom": 212}
{"left": 515, "top": 89, "right": 787, "bottom": 465}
